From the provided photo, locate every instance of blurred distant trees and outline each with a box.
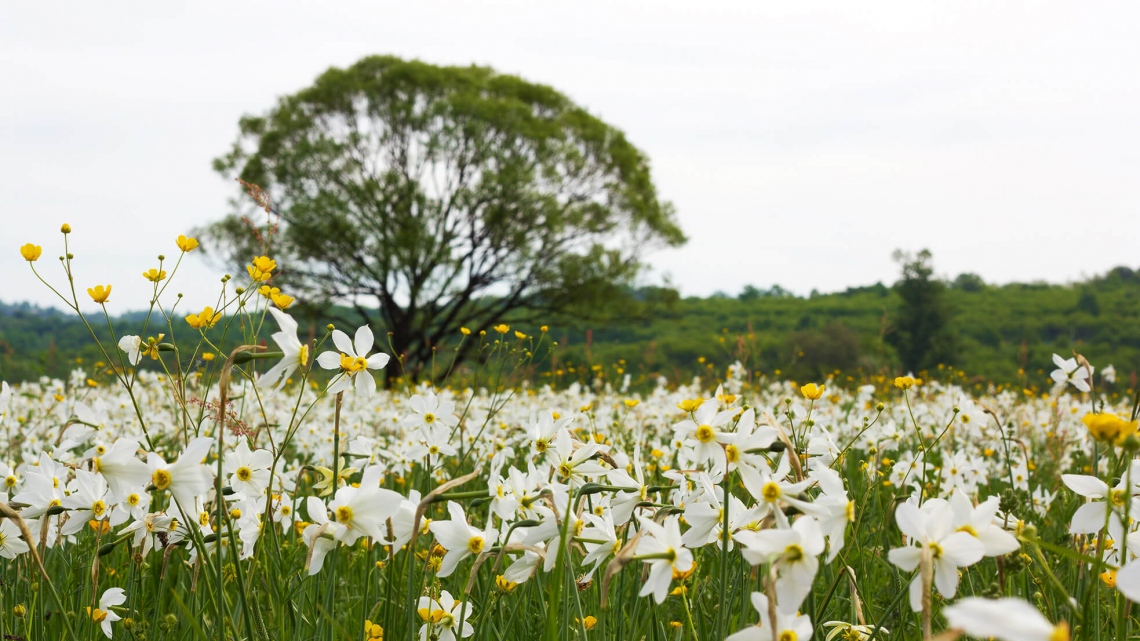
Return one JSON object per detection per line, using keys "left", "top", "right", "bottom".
{"left": 887, "top": 249, "right": 958, "bottom": 373}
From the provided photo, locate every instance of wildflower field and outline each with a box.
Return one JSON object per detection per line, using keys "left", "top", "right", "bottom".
{"left": 5, "top": 227, "right": 1140, "bottom": 641}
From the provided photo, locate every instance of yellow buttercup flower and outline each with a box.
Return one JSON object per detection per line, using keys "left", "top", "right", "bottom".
{"left": 494, "top": 324, "right": 510, "bottom": 334}
{"left": 676, "top": 399, "right": 703, "bottom": 413}
{"left": 142, "top": 268, "right": 167, "bottom": 283}
{"left": 1101, "top": 569, "right": 1118, "bottom": 588}
{"left": 460, "top": 327, "right": 471, "bottom": 335}
{"left": 19, "top": 243, "right": 42, "bottom": 262}
{"left": 579, "top": 616, "right": 598, "bottom": 630}
{"left": 800, "top": 382, "right": 825, "bottom": 400}
{"left": 270, "top": 292, "right": 295, "bottom": 309}
{"left": 247, "top": 256, "right": 276, "bottom": 282}
{"left": 185, "top": 306, "right": 222, "bottom": 330}
{"left": 87, "top": 285, "right": 112, "bottom": 304}
{"left": 364, "top": 619, "right": 384, "bottom": 640}
{"left": 259, "top": 285, "right": 280, "bottom": 299}
{"left": 1082, "top": 413, "right": 1139, "bottom": 446}
{"left": 176, "top": 235, "right": 199, "bottom": 252}
{"left": 893, "top": 376, "right": 915, "bottom": 390}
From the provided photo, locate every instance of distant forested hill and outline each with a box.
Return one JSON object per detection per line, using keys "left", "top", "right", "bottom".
{"left": 2, "top": 267, "right": 1138, "bottom": 389}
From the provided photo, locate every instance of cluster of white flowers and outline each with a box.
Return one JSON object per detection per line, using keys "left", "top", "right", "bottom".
{"left": 1, "top": 327, "right": 1133, "bottom": 640}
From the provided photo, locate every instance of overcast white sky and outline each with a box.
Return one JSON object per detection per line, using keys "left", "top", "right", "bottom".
{"left": 3, "top": 2, "right": 1139, "bottom": 312}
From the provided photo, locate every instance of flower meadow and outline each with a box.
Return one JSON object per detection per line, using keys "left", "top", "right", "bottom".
{"left": 5, "top": 226, "right": 1140, "bottom": 641}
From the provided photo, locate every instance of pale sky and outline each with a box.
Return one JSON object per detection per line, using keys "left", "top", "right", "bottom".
{"left": 3, "top": 2, "right": 1140, "bottom": 313}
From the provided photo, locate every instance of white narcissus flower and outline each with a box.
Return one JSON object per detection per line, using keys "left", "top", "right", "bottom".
{"left": 727, "top": 591, "right": 813, "bottom": 641}
{"left": 224, "top": 438, "right": 274, "bottom": 499}
{"left": 948, "top": 491, "right": 1020, "bottom": 557}
{"left": 735, "top": 515, "right": 825, "bottom": 614}
{"left": 302, "top": 496, "right": 343, "bottom": 575}
{"left": 148, "top": 437, "right": 214, "bottom": 515}
{"left": 887, "top": 499, "right": 985, "bottom": 612}
{"left": 326, "top": 471, "right": 403, "bottom": 546}
{"left": 315, "top": 324, "right": 390, "bottom": 398}
{"left": 257, "top": 307, "right": 309, "bottom": 390}
{"left": 90, "top": 587, "right": 126, "bottom": 639}
{"left": 943, "top": 597, "right": 1069, "bottom": 641}
{"left": 672, "top": 399, "right": 736, "bottom": 475}
{"left": 95, "top": 438, "right": 151, "bottom": 503}
{"left": 1115, "top": 560, "right": 1140, "bottom": 603}
{"left": 416, "top": 590, "right": 474, "bottom": 641}
{"left": 634, "top": 515, "right": 694, "bottom": 604}
{"left": 1061, "top": 473, "right": 1140, "bottom": 535}
{"left": 117, "top": 335, "right": 142, "bottom": 366}
{"left": 430, "top": 501, "right": 498, "bottom": 578}
{"left": 1050, "top": 353, "right": 1090, "bottom": 393}
{"left": 549, "top": 428, "right": 608, "bottom": 487}
{"left": 0, "top": 519, "right": 29, "bottom": 559}
{"left": 61, "top": 468, "right": 110, "bottom": 535}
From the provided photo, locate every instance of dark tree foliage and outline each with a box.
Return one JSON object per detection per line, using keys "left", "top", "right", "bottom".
{"left": 201, "top": 56, "right": 685, "bottom": 381}
{"left": 887, "top": 249, "right": 957, "bottom": 373}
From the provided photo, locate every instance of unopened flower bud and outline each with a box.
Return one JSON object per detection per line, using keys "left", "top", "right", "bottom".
{"left": 60, "top": 223, "right": 71, "bottom": 234}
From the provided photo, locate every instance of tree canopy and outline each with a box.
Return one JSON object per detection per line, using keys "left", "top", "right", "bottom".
{"left": 202, "top": 55, "right": 685, "bottom": 380}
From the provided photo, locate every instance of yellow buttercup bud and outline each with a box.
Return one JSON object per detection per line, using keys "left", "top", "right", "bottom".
{"left": 60, "top": 223, "right": 72, "bottom": 234}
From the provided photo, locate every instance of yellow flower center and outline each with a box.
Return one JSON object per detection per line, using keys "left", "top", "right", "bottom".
{"left": 236, "top": 467, "right": 252, "bottom": 482}
{"left": 779, "top": 631, "right": 798, "bottom": 641}
{"left": 424, "top": 413, "right": 436, "bottom": 424}
{"left": 336, "top": 506, "right": 354, "bottom": 523}
{"left": 467, "top": 536, "right": 485, "bottom": 555}
{"left": 929, "top": 542, "right": 943, "bottom": 560}
{"left": 535, "top": 439, "right": 549, "bottom": 453}
{"left": 127, "top": 493, "right": 140, "bottom": 506}
{"left": 92, "top": 500, "right": 106, "bottom": 517}
{"left": 152, "top": 469, "right": 172, "bottom": 490}
{"left": 725, "top": 444, "right": 740, "bottom": 463}
{"left": 694, "top": 425, "right": 715, "bottom": 444}
{"left": 4, "top": 475, "right": 16, "bottom": 488}
{"left": 339, "top": 354, "right": 369, "bottom": 375}
{"left": 761, "top": 482, "right": 782, "bottom": 503}
{"left": 784, "top": 544, "right": 804, "bottom": 562}
{"left": 957, "top": 524, "right": 979, "bottom": 537}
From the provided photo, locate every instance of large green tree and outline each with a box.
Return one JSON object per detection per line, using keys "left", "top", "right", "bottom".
{"left": 203, "top": 55, "right": 685, "bottom": 380}
{"left": 887, "top": 249, "right": 957, "bottom": 373}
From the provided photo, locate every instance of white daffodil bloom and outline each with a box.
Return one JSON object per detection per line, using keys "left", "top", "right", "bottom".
{"left": 117, "top": 335, "right": 143, "bottom": 366}
{"left": 95, "top": 438, "right": 151, "bottom": 504}
{"left": 416, "top": 590, "right": 474, "bottom": 641}
{"left": 302, "top": 496, "right": 343, "bottom": 575}
{"left": 0, "top": 519, "right": 30, "bottom": 559}
{"left": 257, "top": 307, "right": 309, "bottom": 390}
{"left": 61, "top": 468, "right": 110, "bottom": 535}
{"left": 224, "top": 437, "right": 274, "bottom": 499}
{"left": 90, "top": 587, "right": 126, "bottom": 639}
{"left": 634, "top": 514, "right": 693, "bottom": 604}
{"left": 326, "top": 475, "right": 403, "bottom": 546}
{"left": 736, "top": 515, "right": 825, "bottom": 614}
{"left": 727, "top": 591, "right": 813, "bottom": 641}
{"left": 548, "top": 428, "right": 608, "bottom": 487}
{"left": 148, "top": 437, "right": 214, "bottom": 514}
{"left": 1061, "top": 473, "right": 1140, "bottom": 534}
{"left": 887, "top": 499, "right": 985, "bottom": 612}
{"left": 673, "top": 399, "right": 736, "bottom": 475}
{"left": 948, "top": 491, "right": 1020, "bottom": 557}
{"left": 315, "top": 324, "right": 389, "bottom": 398}
{"left": 1050, "top": 353, "right": 1090, "bottom": 393}
{"left": 943, "top": 597, "right": 1069, "bottom": 641}
{"left": 430, "top": 501, "right": 498, "bottom": 578}
{"left": 403, "top": 391, "right": 458, "bottom": 432}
